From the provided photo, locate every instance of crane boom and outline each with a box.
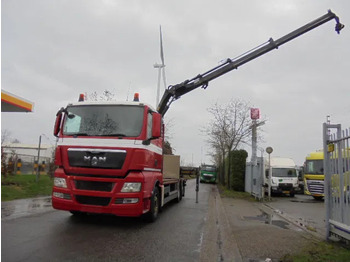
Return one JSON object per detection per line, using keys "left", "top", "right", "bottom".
{"left": 157, "top": 10, "right": 344, "bottom": 116}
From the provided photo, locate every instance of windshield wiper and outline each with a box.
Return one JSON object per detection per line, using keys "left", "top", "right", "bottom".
{"left": 69, "top": 132, "right": 89, "bottom": 136}
{"left": 97, "top": 133, "right": 127, "bottom": 137}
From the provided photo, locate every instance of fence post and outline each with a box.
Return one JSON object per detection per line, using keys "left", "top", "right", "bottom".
{"left": 323, "top": 122, "right": 331, "bottom": 240}
{"left": 336, "top": 126, "right": 344, "bottom": 224}
{"left": 36, "top": 135, "right": 42, "bottom": 183}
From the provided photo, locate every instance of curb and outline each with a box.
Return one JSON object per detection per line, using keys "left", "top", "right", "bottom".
{"left": 262, "top": 203, "right": 325, "bottom": 240}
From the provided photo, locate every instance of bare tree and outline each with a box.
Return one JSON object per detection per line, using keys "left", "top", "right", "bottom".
{"left": 203, "top": 99, "right": 253, "bottom": 187}
{"left": 1, "top": 129, "right": 11, "bottom": 146}
{"left": 1, "top": 129, "right": 19, "bottom": 177}
{"left": 1, "top": 130, "right": 12, "bottom": 177}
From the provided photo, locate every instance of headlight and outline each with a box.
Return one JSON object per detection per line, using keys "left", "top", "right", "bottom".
{"left": 54, "top": 177, "right": 67, "bottom": 188}
{"left": 121, "top": 182, "right": 141, "bottom": 192}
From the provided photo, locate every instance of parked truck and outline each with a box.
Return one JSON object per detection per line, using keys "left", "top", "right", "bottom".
{"left": 304, "top": 150, "right": 325, "bottom": 200}
{"left": 200, "top": 164, "right": 217, "bottom": 184}
{"left": 265, "top": 157, "right": 299, "bottom": 197}
{"left": 52, "top": 10, "right": 343, "bottom": 221}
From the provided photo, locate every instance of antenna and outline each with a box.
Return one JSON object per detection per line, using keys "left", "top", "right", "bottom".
{"left": 154, "top": 25, "right": 167, "bottom": 108}
{"left": 126, "top": 82, "right": 131, "bottom": 101}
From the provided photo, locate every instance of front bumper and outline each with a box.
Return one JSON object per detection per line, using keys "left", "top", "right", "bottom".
{"left": 200, "top": 175, "right": 216, "bottom": 183}
{"left": 271, "top": 183, "right": 298, "bottom": 194}
{"left": 52, "top": 169, "right": 149, "bottom": 217}
{"left": 52, "top": 194, "right": 147, "bottom": 217}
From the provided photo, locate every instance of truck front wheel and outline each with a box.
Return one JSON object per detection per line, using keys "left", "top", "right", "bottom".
{"left": 144, "top": 187, "right": 160, "bottom": 222}
{"left": 70, "top": 211, "right": 87, "bottom": 217}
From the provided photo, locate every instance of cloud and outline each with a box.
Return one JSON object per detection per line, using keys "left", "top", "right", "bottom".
{"left": 2, "top": 0, "right": 349, "bottom": 166}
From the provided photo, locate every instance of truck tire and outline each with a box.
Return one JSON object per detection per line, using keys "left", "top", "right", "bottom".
{"left": 70, "top": 211, "right": 87, "bottom": 217}
{"left": 313, "top": 196, "right": 324, "bottom": 201}
{"left": 182, "top": 181, "right": 186, "bottom": 197}
{"left": 176, "top": 181, "right": 183, "bottom": 202}
{"left": 144, "top": 187, "right": 160, "bottom": 223}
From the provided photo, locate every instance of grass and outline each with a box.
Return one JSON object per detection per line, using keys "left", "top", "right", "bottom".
{"left": 281, "top": 241, "right": 350, "bottom": 262}
{"left": 1, "top": 174, "right": 53, "bottom": 201}
{"left": 218, "top": 184, "right": 256, "bottom": 201}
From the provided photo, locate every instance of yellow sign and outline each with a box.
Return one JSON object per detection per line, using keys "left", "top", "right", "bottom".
{"left": 328, "top": 143, "right": 335, "bottom": 153}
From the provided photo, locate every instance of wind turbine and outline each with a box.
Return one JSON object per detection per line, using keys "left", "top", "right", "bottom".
{"left": 154, "top": 25, "right": 167, "bottom": 108}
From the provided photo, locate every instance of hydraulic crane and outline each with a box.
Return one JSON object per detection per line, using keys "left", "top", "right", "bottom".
{"left": 157, "top": 10, "right": 344, "bottom": 116}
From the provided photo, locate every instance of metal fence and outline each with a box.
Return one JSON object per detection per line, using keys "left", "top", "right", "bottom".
{"left": 3, "top": 153, "right": 51, "bottom": 174}
{"left": 323, "top": 123, "right": 350, "bottom": 241}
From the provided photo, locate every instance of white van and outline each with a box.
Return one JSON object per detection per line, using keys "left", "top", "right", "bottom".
{"left": 264, "top": 157, "right": 299, "bottom": 197}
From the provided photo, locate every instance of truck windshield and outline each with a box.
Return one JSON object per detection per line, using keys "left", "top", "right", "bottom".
{"left": 201, "top": 165, "right": 216, "bottom": 172}
{"left": 272, "top": 168, "right": 297, "bottom": 177}
{"left": 63, "top": 105, "right": 144, "bottom": 137}
{"left": 305, "top": 160, "right": 324, "bottom": 175}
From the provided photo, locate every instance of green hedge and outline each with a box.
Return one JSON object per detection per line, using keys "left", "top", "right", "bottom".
{"left": 226, "top": 149, "right": 248, "bottom": 191}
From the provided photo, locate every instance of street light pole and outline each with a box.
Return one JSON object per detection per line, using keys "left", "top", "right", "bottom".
{"left": 266, "top": 146, "right": 273, "bottom": 201}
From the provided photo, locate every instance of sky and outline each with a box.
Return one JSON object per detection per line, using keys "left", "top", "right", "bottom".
{"left": 1, "top": 0, "right": 349, "bottom": 166}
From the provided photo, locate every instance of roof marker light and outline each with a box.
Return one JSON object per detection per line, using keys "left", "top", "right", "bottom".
{"left": 133, "top": 93, "right": 140, "bottom": 102}
{"left": 78, "top": 94, "right": 84, "bottom": 102}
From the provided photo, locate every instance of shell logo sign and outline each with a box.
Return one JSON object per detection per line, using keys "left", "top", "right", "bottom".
{"left": 1, "top": 90, "right": 34, "bottom": 112}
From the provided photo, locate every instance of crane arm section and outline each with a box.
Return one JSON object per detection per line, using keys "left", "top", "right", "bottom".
{"left": 157, "top": 10, "right": 344, "bottom": 116}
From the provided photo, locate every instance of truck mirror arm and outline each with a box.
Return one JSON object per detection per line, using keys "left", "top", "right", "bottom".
{"left": 142, "top": 136, "right": 161, "bottom": 145}
{"left": 56, "top": 107, "right": 68, "bottom": 116}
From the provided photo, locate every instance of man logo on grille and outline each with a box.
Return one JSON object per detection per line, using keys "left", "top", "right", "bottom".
{"left": 83, "top": 155, "right": 106, "bottom": 166}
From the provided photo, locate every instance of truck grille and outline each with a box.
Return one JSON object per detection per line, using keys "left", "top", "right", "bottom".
{"left": 74, "top": 180, "right": 114, "bottom": 192}
{"left": 307, "top": 180, "right": 324, "bottom": 194}
{"left": 68, "top": 148, "right": 126, "bottom": 169}
{"left": 279, "top": 183, "right": 293, "bottom": 190}
{"left": 75, "top": 195, "right": 111, "bottom": 206}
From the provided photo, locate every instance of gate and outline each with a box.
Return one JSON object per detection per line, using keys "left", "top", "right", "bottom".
{"left": 323, "top": 123, "right": 350, "bottom": 241}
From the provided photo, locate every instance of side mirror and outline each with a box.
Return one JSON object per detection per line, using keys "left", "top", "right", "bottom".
{"left": 152, "top": 113, "right": 162, "bottom": 138}
{"left": 54, "top": 108, "right": 65, "bottom": 137}
{"left": 54, "top": 114, "right": 63, "bottom": 137}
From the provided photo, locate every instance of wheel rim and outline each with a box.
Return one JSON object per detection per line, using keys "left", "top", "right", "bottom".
{"left": 154, "top": 192, "right": 158, "bottom": 215}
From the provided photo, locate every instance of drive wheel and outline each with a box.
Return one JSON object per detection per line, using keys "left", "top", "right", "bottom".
{"left": 177, "top": 181, "right": 183, "bottom": 202}
{"left": 144, "top": 187, "right": 160, "bottom": 222}
{"left": 313, "top": 196, "right": 324, "bottom": 201}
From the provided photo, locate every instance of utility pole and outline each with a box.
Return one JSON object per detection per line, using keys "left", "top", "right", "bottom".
{"left": 250, "top": 108, "right": 265, "bottom": 165}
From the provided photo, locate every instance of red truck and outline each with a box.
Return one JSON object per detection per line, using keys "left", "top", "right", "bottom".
{"left": 52, "top": 10, "right": 343, "bottom": 221}
{"left": 52, "top": 94, "right": 185, "bottom": 222}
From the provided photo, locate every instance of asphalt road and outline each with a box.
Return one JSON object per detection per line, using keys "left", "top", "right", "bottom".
{"left": 266, "top": 193, "right": 326, "bottom": 238}
{"left": 1, "top": 183, "right": 327, "bottom": 262}
{"left": 2, "top": 179, "right": 213, "bottom": 262}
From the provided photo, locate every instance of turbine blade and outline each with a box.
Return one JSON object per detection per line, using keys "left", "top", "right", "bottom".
{"left": 160, "top": 25, "right": 165, "bottom": 65}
